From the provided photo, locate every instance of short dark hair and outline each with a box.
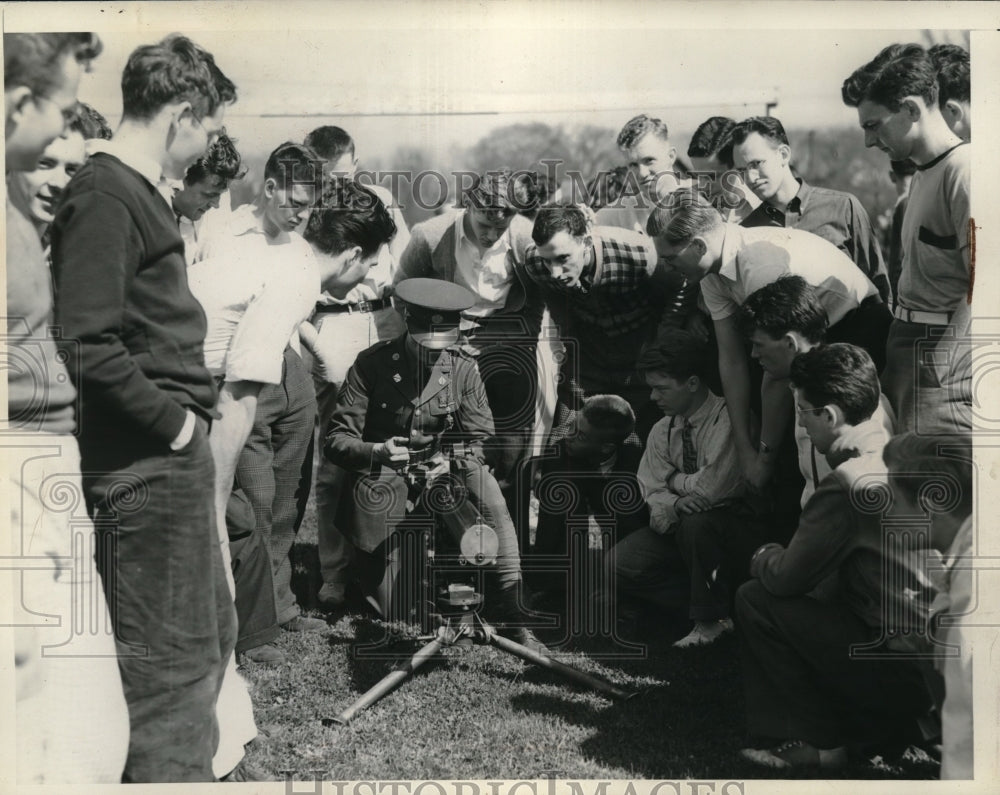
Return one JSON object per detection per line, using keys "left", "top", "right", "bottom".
{"left": 71, "top": 101, "right": 112, "bottom": 140}
{"left": 121, "top": 34, "right": 235, "bottom": 120}
{"left": 789, "top": 343, "right": 879, "bottom": 426}
{"left": 304, "top": 125, "right": 356, "bottom": 162}
{"left": 730, "top": 116, "right": 789, "bottom": 148}
{"left": 841, "top": 43, "right": 938, "bottom": 111}
{"left": 636, "top": 330, "right": 709, "bottom": 383}
{"left": 929, "top": 43, "right": 970, "bottom": 106}
{"left": 531, "top": 204, "right": 589, "bottom": 246}
{"left": 645, "top": 187, "right": 721, "bottom": 241}
{"left": 263, "top": 141, "right": 321, "bottom": 191}
{"left": 883, "top": 432, "right": 973, "bottom": 520}
{"left": 304, "top": 180, "right": 397, "bottom": 259}
{"left": 185, "top": 132, "right": 245, "bottom": 186}
{"left": 688, "top": 116, "right": 736, "bottom": 169}
{"left": 3, "top": 32, "right": 102, "bottom": 95}
{"left": 738, "top": 275, "right": 829, "bottom": 344}
{"left": 517, "top": 171, "right": 555, "bottom": 217}
{"left": 585, "top": 166, "right": 628, "bottom": 210}
{"left": 616, "top": 114, "right": 669, "bottom": 150}
{"left": 580, "top": 394, "right": 636, "bottom": 444}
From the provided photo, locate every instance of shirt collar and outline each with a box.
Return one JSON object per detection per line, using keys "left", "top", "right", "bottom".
{"left": 786, "top": 178, "right": 811, "bottom": 214}
{"left": 717, "top": 224, "right": 742, "bottom": 281}
{"left": 680, "top": 390, "right": 721, "bottom": 429}
{"left": 229, "top": 203, "right": 272, "bottom": 237}
{"left": 824, "top": 415, "right": 890, "bottom": 470}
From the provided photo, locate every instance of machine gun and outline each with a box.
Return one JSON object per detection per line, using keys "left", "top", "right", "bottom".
{"left": 330, "top": 437, "right": 635, "bottom": 724}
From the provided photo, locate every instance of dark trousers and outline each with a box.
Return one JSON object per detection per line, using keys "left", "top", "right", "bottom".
{"left": 608, "top": 507, "right": 761, "bottom": 618}
{"left": 735, "top": 579, "right": 933, "bottom": 749}
{"left": 236, "top": 347, "right": 316, "bottom": 624}
{"left": 606, "top": 526, "right": 689, "bottom": 613}
{"left": 674, "top": 507, "right": 766, "bottom": 620}
{"left": 477, "top": 341, "right": 538, "bottom": 486}
{"left": 87, "top": 420, "right": 236, "bottom": 783}
{"left": 229, "top": 529, "right": 280, "bottom": 654}
{"left": 828, "top": 295, "right": 892, "bottom": 373}
{"left": 314, "top": 375, "right": 355, "bottom": 590}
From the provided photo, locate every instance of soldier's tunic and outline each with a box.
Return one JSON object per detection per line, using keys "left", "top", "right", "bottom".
{"left": 324, "top": 334, "right": 522, "bottom": 616}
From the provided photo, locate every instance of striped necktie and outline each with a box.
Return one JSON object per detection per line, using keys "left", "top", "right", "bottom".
{"left": 682, "top": 418, "right": 698, "bottom": 474}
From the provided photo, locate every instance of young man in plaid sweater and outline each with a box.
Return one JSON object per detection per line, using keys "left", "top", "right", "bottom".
{"left": 524, "top": 205, "right": 692, "bottom": 445}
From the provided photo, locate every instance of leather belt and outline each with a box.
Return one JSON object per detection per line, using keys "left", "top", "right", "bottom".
{"left": 315, "top": 296, "right": 393, "bottom": 315}
{"left": 893, "top": 305, "right": 953, "bottom": 326}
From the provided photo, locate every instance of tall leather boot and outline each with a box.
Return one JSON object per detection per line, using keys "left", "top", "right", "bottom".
{"left": 488, "top": 582, "right": 550, "bottom": 655}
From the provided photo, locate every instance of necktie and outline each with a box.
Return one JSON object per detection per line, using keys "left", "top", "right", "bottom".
{"left": 682, "top": 419, "right": 698, "bottom": 474}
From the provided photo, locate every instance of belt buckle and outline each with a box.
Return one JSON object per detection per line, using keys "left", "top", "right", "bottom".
{"left": 358, "top": 300, "right": 372, "bottom": 313}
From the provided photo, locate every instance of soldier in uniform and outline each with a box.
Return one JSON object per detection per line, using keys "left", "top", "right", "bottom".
{"left": 324, "top": 278, "right": 545, "bottom": 651}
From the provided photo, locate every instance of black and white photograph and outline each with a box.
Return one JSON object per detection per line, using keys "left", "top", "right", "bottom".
{"left": 2, "top": 1, "right": 998, "bottom": 792}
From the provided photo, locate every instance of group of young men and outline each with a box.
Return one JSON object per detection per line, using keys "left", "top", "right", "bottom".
{"left": 5, "top": 30, "right": 974, "bottom": 784}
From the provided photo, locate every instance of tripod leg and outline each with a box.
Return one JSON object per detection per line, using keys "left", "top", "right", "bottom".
{"left": 481, "top": 620, "right": 636, "bottom": 702}
{"left": 332, "top": 628, "right": 449, "bottom": 724}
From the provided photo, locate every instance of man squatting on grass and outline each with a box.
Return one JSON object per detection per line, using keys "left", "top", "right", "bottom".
{"left": 11, "top": 32, "right": 976, "bottom": 782}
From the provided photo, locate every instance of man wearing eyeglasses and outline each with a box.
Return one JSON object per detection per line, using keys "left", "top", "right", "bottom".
{"left": 735, "top": 343, "right": 935, "bottom": 771}
{"left": 50, "top": 35, "right": 239, "bottom": 783}
{"left": 730, "top": 116, "right": 890, "bottom": 305}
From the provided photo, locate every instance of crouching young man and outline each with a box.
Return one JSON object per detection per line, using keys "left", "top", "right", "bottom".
{"left": 604, "top": 332, "right": 757, "bottom": 646}
{"left": 737, "top": 344, "right": 936, "bottom": 771}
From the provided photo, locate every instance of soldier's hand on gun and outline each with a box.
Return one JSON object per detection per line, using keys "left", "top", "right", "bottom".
{"left": 373, "top": 436, "right": 411, "bottom": 467}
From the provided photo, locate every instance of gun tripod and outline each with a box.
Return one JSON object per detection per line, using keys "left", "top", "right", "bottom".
{"left": 331, "top": 584, "right": 635, "bottom": 724}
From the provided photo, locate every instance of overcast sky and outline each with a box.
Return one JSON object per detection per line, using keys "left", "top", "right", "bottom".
{"left": 4, "top": 3, "right": 984, "bottom": 164}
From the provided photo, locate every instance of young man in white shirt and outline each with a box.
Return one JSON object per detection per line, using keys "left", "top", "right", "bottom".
{"left": 647, "top": 191, "right": 889, "bottom": 498}
{"left": 197, "top": 141, "right": 325, "bottom": 636}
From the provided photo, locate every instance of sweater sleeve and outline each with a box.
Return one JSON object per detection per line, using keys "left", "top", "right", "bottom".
{"left": 52, "top": 190, "right": 189, "bottom": 443}
{"left": 395, "top": 224, "right": 433, "bottom": 284}
{"left": 750, "top": 474, "right": 858, "bottom": 595}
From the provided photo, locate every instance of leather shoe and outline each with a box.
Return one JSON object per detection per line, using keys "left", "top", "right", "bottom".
{"left": 740, "top": 739, "right": 847, "bottom": 770}
{"left": 238, "top": 643, "right": 286, "bottom": 665}
{"left": 317, "top": 583, "right": 347, "bottom": 609}
{"left": 281, "top": 615, "right": 327, "bottom": 633}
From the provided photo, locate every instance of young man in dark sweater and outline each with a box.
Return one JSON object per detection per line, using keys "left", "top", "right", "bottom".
{"left": 50, "top": 35, "right": 239, "bottom": 783}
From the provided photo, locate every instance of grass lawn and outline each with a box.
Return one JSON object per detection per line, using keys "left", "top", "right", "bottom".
{"left": 238, "top": 493, "right": 940, "bottom": 782}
